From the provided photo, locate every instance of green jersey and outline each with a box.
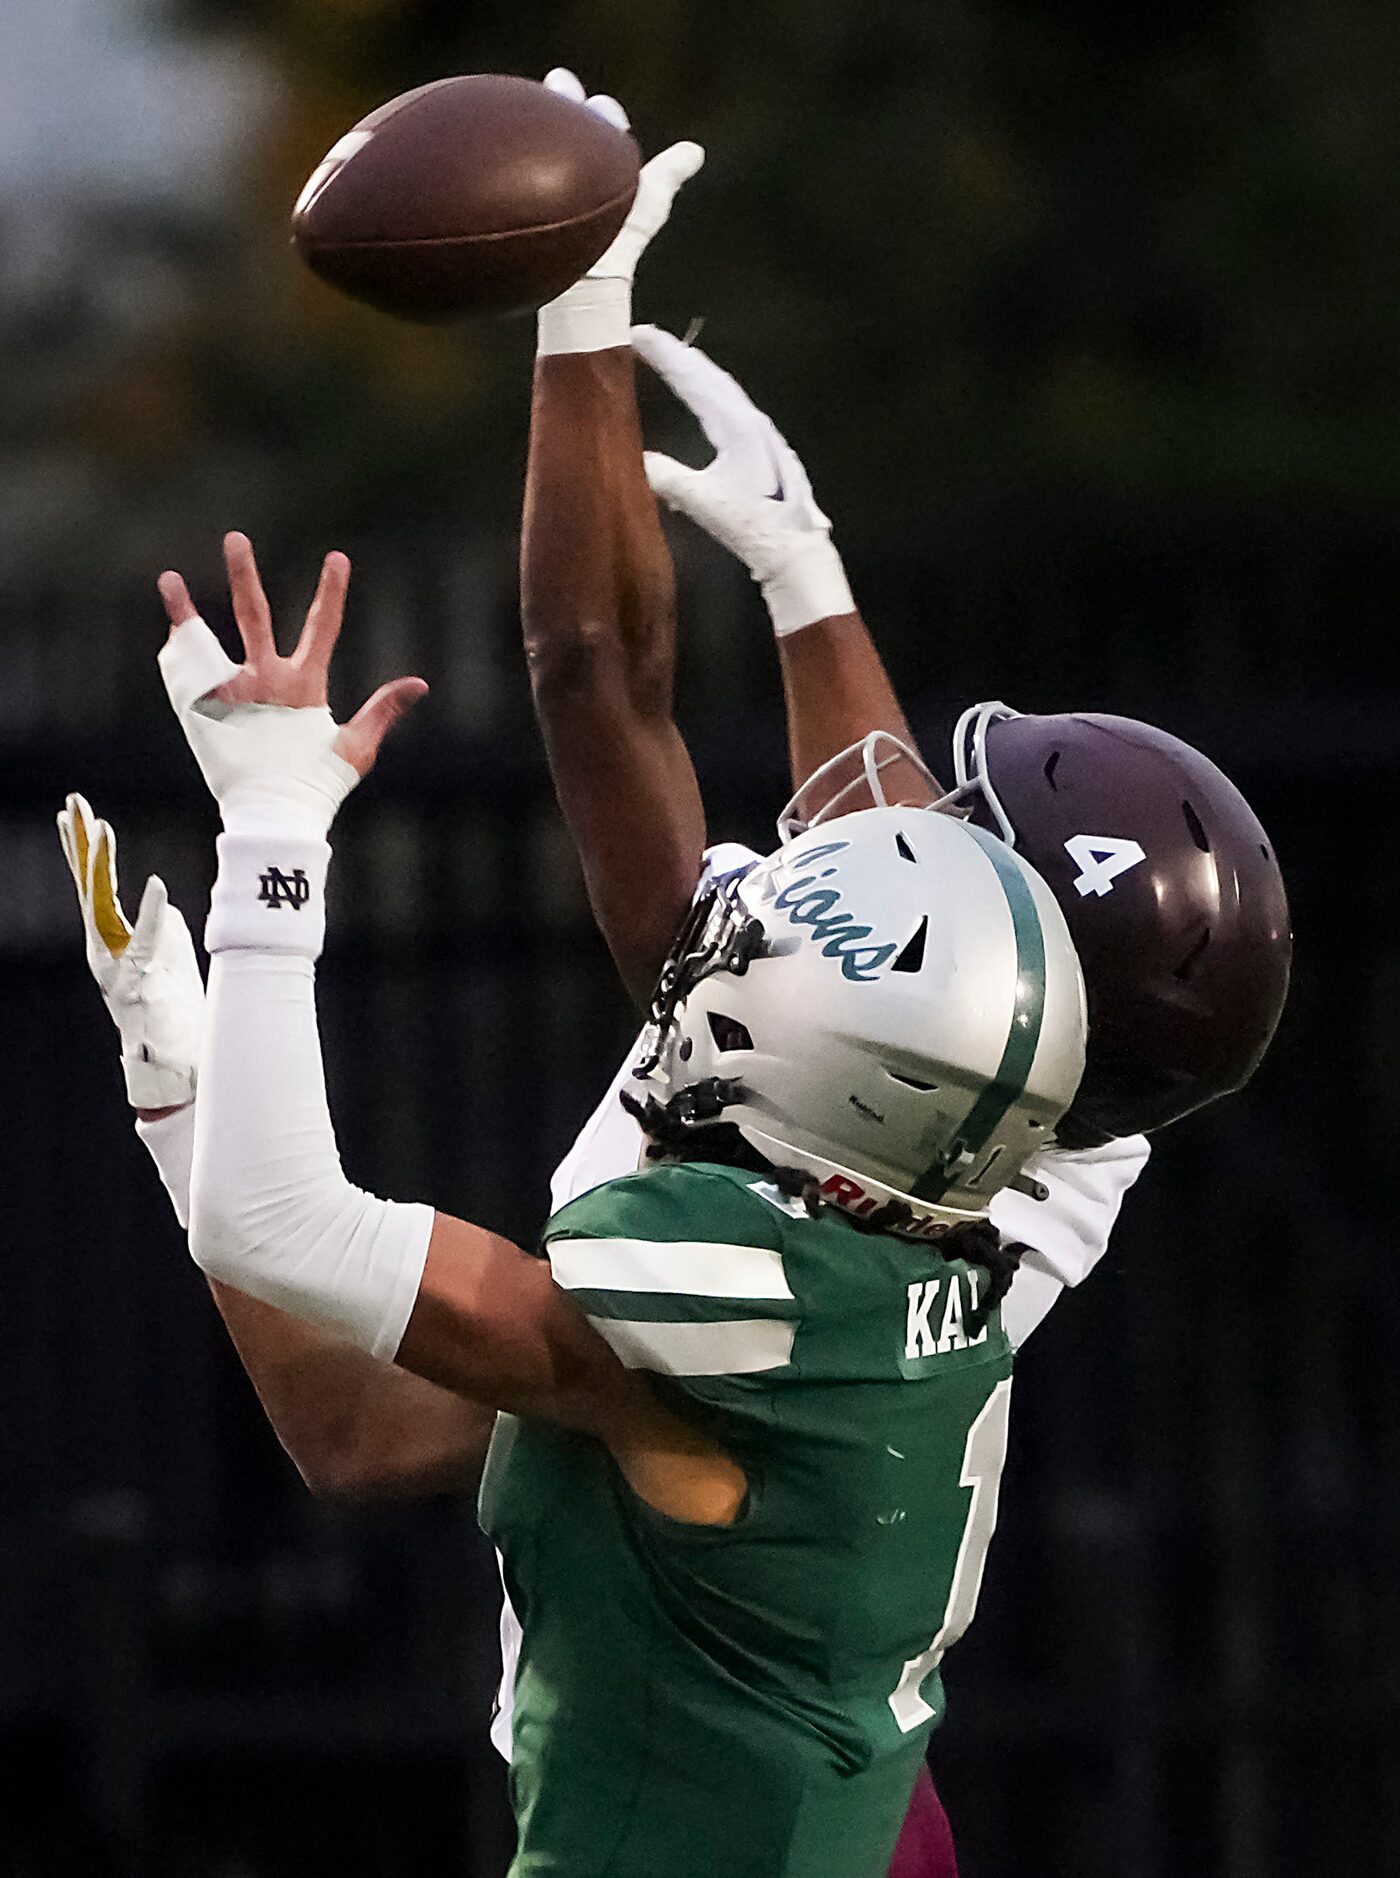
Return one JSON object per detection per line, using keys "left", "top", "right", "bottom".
{"left": 479, "top": 1161, "right": 1014, "bottom": 1878}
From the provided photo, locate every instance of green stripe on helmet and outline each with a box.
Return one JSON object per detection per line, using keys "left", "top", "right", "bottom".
{"left": 913, "top": 823, "right": 1047, "bottom": 1203}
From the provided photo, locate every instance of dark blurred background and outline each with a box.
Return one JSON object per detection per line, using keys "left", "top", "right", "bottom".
{"left": 1, "top": 3, "right": 1396, "bottom": 1875}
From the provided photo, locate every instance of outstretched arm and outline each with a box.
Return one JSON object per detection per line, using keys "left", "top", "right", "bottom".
{"left": 160, "top": 534, "right": 744, "bottom": 1528}
{"left": 521, "top": 75, "right": 707, "bottom": 1007}
{"left": 208, "top": 1280, "right": 492, "bottom": 1497}
{"left": 777, "top": 619, "right": 925, "bottom": 801}
{"left": 523, "top": 347, "right": 704, "bottom": 1005}
{"left": 135, "top": 1102, "right": 492, "bottom": 1499}
{"left": 634, "top": 326, "right": 944, "bottom": 813}
{"left": 143, "top": 1085, "right": 486, "bottom": 1495}
{"left": 57, "top": 790, "right": 487, "bottom": 1497}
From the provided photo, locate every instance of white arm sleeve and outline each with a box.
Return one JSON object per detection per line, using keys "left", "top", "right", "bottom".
{"left": 136, "top": 1105, "right": 197, "bottom": 1232}
{"left": 990, "top": 1133, "right": 1151, "bottom": 1350}
{"left": 188, "top": 948, "right": 434, "bottom": 1361}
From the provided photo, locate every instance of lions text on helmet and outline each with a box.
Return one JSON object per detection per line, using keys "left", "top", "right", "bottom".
{"left": 633, "top": 806, "right": 1088, "bottom": 1235}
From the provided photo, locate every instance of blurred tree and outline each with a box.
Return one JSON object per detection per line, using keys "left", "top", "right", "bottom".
{"left": 3, "top": 0, "right": 1394, "bottom": 691}
{"left": 139, "top": 3, "right": 1400, "bottom": 498}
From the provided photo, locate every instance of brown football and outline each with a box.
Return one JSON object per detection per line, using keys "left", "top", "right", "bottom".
{"left": 292, "top": 75, "right": 641, "bottom": 323}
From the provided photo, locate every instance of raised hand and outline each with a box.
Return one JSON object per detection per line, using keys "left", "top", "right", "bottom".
{"left": 56, "top": 793, "right": 203, "bottom": 1110}
{"left": 536, "top": 69, "right": 703, "bottom": 359}
{"left": 633, "top": 326, "right": 854, "bottom": 637}
{"left": 158, "top": 533, "right": 427, "bottom": 834}
{"left": 542, "top": 67, "right": 630, "bottom": 134}
{"left": 542, "top": 68, "right": 704, "bottom": 288}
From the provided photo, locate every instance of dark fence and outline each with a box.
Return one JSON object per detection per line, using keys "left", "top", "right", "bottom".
{"left": 1, "top": 539, "right": 1395, "bottom": 1878}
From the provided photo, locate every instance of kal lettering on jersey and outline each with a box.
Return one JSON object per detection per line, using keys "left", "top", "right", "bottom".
{"left": 903, "top": 1271, "right": 988, "bottom": 1363}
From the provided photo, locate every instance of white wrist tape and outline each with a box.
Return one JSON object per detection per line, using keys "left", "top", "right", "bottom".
{"left": 535, "top": 136, "right": 702, "bottom": 357}
{"left": 537, "top": 276, "right": 632, "bottom": 357}
{"left": 206, "top": 830, "right": 330, "bottom": 960}
{"left": 158, "top": 617, "right": 359, "bottom": 837}
{"left": 761, "top": 537, "right": 857, "bottom": 638}
{"left": 189, "top": 952, "right": 433, "bottom": 1360}
{"left": 136, "top": 1104, "right": 197, "bottom": 1232}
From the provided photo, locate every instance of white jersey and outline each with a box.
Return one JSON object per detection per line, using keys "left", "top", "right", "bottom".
{"left": 491, "top": 843, "right": 1150, "bottom": 1760}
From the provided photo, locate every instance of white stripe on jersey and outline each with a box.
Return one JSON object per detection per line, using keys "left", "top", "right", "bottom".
{"left": 550, "top": 1236, "right": 794, "bottom": 1301}
{"left": 590, "top": 1315, "right": 796, "bottom": 1377}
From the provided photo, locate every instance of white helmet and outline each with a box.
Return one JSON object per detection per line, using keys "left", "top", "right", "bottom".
{"left": 635, "top": 806, "right": 1087, "bottom": 1235}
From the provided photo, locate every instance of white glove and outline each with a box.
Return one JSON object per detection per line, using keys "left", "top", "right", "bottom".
{"left": 157, "top": 615, "right": 359, "bottom": 840}
{"left": 633, "top": 324, "right": 856, "bottom": 636}
{"left": 994, "top": 1133, "right": 1152, "bottom": 1350}
{"left": 57, "top": 793, "right": 203, "bottom": 1110}
{"left": 537, "top": 68, "right": 704, "bottom": 357}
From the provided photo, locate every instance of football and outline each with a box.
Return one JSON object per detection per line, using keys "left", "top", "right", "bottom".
{"left": 291, "top": 74, "right": 642, "bottom": 323}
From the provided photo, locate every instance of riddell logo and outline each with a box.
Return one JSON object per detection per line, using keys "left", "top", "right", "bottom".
{"left": 817, "top": 1172, "right": 947, "bottom": 1241}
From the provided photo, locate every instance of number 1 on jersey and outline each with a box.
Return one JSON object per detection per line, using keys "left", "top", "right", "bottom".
{"left": 888, "top": 1378, "right": 1012, "bottom": 1733}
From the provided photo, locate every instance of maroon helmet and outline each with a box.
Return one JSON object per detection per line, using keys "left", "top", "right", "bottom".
{"left": 947, "top": 703, "right": 1292, "bottom": 1142}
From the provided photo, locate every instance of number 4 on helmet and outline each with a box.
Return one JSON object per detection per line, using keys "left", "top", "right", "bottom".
{"left": 1063, "top": 834, "right": 1147, "bottom": 899}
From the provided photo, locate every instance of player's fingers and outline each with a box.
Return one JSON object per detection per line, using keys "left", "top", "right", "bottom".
{"left": 157, "top": 571, "right": 200, "bottom": 635}
{"left": 157, "top": 611, "right": 244, "bottom": 718}
{"left": 643, "top": 451, "right": 708, "bottom": 515}
{"left": 632, "top": 322, "right": 732, "bottom": 398}
{"left": 335, "top": 677, "right": 429, "bottom": 777}
{"left": 770, "top": 429, "right": 824, "bottom": 517}
{"left": 58, "top": 793, "right": 99, "bottom": 884}
{"left": 131, "top": 874, "right": 169, "bottom": 956}
{"left": 633, "top": 324, "right": 756, "bottom": 420}
{"left": 67, "top": 792, "right": 98, "bottom": 897}
{"left": 643, "top": 455, "right": 751, "bottom": 557}
{"left": 632, "top": 323, "right": 717, "bottom": 414}
{"left": 294, "top": 551, "right": 351, "bottom": 676}
{"left": 57, "top": 807, "right": 81, "bottom": 894}
{"left": 636, "top": 325, "right": 785, "bottom": 491}
{"left": 631, "top": 143, "right": 704, "bottom": 234}
{"left": 91, "top": 823, "right": 133, "bottom": 956}
{"left": 586, "top": 93, "right": 630, "bottom": 132}
{"left": 633, "top": 325, "right": 756, "bottom": 449}
{"left": 223, "top": 532, "right": 277, "bottom": 665}
{"left": 642, "top": 141, "right": 705, "bottom": 200}
{"left": 543, "top": 68, "right": 587, "bottom": 103}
